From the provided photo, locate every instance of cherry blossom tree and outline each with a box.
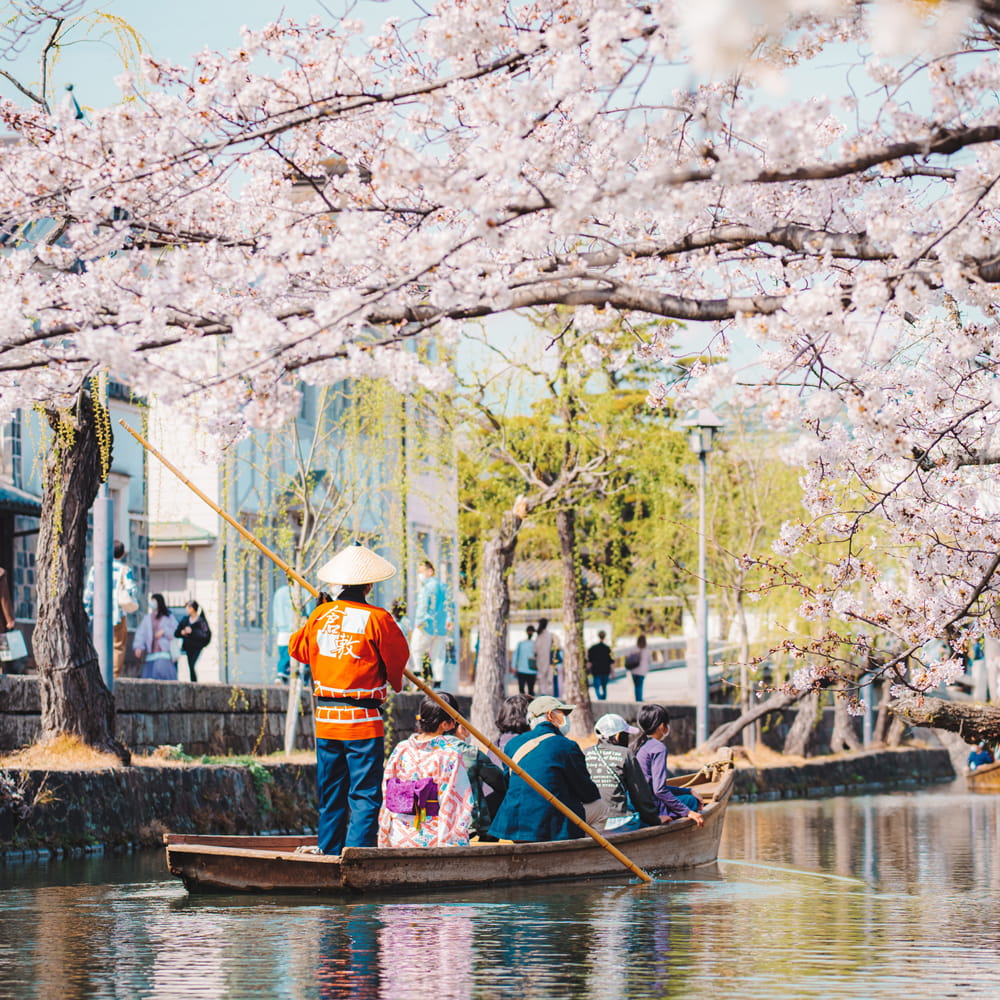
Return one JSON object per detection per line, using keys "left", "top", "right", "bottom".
{"left": 7, "top": 0, "right": 1000, "bottom": 744}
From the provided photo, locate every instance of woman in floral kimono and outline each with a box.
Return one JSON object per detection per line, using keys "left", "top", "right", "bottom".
{"left": 378, "top": 692, "right": 473, "bottom": 848}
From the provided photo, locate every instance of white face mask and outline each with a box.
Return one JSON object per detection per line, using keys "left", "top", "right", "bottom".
{"left": 555, "top": 712, "right": 571, "bottom": 736}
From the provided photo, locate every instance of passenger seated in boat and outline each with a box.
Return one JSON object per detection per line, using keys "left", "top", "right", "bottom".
{"left": 967, "top": 740, "right": 995, "bottom": 771}
{"left": 482, "top": 694, "right": 531, "bottom": 818}
{"left": 488, "top": 695, "right": 605, "bottom": 843}
{"left": 631, "top": 705, "right": 705, "bottom": 828}
{"left": 378, "top": 692, "right": 473, "bottom": 848}
{"left": 493, "top": 694, "right": 532, "bottom": 757}
{"left": 584, "top": 713, "right": 664, "bottom": 835}
{"left": 455, "top": 722, "right": 507, "bottom": 840}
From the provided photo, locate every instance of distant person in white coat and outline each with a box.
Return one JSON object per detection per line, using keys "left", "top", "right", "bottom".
{"left": 534, "top": 618, "right": 561, "bottom": 697}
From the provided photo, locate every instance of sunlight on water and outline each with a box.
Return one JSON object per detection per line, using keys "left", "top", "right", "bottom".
{"left": 3, "top": 785, "right": 1000, "bottom": 999}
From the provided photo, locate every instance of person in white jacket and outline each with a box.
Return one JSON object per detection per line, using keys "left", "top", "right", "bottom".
{"left": 533, "top": 618, "right": 561, "bottom": 696}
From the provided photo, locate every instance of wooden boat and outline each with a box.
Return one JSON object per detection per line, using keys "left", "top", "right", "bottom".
{"left": 966, "top": 759, "right": 1000, "bottom": 792}
{"left": 165, "top": 750, "right": 736, "bottom": 895}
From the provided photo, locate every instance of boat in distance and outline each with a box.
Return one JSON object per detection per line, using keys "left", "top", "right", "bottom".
{"left": 966, "top": 759, "right": 1000, "bottom": 792}
{"left": 165, "top": 750, "right": 736, "bottom": 895}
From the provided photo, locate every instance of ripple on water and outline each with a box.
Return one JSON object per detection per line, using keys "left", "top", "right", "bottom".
{"left": 3, "top": 792, "right": 1000, "bottom": 998}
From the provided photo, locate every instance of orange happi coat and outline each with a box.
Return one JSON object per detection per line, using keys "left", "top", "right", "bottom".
{"left": 289, "top": 599, "right": 409, "bottom": 740}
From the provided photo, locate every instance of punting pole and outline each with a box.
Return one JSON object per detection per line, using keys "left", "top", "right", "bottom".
{"left": 120, "top": 420, "right": 655, "bottom": 884}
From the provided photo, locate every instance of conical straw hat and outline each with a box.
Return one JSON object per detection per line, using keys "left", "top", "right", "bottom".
{"left": 317, "top": 544, "right": 396, "bottom": 586}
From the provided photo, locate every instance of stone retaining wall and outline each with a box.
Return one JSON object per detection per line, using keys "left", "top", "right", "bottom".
{"left": 730, "top": 747, "right": 955, "bottom": 802}
{"left": 0, "top": 676, "right": 314, "bottom": 756}
{"left": 2, "top": 676, "right": 862, "bottom": 758}
{"left": 0, "top": 762, "right": 318, "bottom": 856}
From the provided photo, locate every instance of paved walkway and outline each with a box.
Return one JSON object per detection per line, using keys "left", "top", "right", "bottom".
{"left": 602, "top": 664, "right": 697, "bottom": 705}
{"left": 471, "top": 664, "right": 699, "bottom": 705}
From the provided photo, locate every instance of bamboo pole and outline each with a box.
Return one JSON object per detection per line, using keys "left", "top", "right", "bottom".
{"left": 120, "top": 420, "right": 654, "bottom": 883}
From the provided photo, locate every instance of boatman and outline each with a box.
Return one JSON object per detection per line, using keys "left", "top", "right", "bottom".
{"left": 289, "top": 544, "right": 410, "bottom": 856}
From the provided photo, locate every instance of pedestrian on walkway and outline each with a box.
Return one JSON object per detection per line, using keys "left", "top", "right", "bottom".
{"left": 409, "top": 560, "right": 454, "bottom": 689}
{"left": 84, "top": 540, "right": 138, "bottom": 677}
{"left": 587, "top": 630, "right": 613, "bottom": 701}
{"left": 133, "top": 593, "right": 179, "bottom": 680}
{"left": 626, "top": 633, "right": 652, "bottom": 702}
{"left": 511, "top": 624, "right": 537, "bottom": 696}
{"left": 176, "top": 600, "right": 211, "bottom": 682}
{"left": 534, "top": 618, "right": 559, "bottom": 696}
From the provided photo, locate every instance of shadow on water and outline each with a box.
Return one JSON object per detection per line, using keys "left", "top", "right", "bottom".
{"left": 5, "top": 789, "right": 1000, "bottom": 998}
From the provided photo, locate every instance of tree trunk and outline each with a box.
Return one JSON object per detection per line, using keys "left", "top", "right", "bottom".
{"left": 555, "top": 507, "right": 593, "bottom": 739}
{"left": 34, "top": 394, "right": 129, "bottom": 762}
{"left": 872, "top": 657, "right": 908, "bottom": 746}
{"left": 871, "top": 676, "right": 892, "bottom": 746}
{"left": 733, "top": 590, "right": 756, "bottom": 751}
{"left": 470, "top": 507, "right": 523, "bottom": 742}
{"left": 886, "top": 714, "right": 906, "bottom": 747}
{"left": 782, "top": 689, "right": 820, "bottom": 757}
{"left": 705, "top": 687, "right": 805, "bottom": 751}
{"left": 830, "top": 693, "right": 863, "bottom": 753}
{"left": 890, "top": 694, "right": 1000, "bottom": 743}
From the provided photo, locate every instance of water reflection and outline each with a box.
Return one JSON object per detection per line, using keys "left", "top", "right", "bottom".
{"left": 4, "top": 787, "right": 1000, "bottom": 999}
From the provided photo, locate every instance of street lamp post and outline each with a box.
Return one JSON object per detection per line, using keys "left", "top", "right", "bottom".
{"left": 683, "top": 408, "right": 722, "bottom": 746}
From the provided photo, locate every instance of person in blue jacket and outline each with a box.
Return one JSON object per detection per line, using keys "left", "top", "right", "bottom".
{"left": 409, "top": 559, "right": 455, "bottom": 689}
{"left": 967, "top": 740, "right": 995, "bottom": 771}
{"left": 489, "top": 695, "right": 604, "bottom": 842}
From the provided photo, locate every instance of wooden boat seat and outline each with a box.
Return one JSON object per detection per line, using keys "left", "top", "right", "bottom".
{"left": 686, "top": 780, "right": 721, "bottom": 801}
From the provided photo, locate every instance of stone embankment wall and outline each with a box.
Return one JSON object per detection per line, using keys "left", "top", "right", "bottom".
{"left": 0, "top": 676, "right": 314, "bottom": 755}
{"left": 0, "top": 762, "right": 318, "bottom": 856}
{"left": 730, "top": 747, "right": 955, "bottom": 802}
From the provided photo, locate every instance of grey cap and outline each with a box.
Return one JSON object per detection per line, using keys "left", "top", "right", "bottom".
{"left": 527, "top": 695, "right": 574, "bottom": 719}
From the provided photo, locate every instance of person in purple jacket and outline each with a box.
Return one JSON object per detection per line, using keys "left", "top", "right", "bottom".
{"left": 630, "top": 704, "right": 704, "bottom": 826}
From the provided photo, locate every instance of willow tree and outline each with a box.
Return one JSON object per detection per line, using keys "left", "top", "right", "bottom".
{"left": 458, "top": 396, "right": 609, "bottom": 739}
{"left": 224, "top": 378, "right": 415, "bottom": 624}
{"left": 33, "top": 389, "right": 129, "bottom": 761}
{"left": 458, "top": 313, "right": 685, "bottom": 738}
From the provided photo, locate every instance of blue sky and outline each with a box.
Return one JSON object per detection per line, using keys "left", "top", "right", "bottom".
{"left": 1, "top": 1, "right": 421, "bottom": 108}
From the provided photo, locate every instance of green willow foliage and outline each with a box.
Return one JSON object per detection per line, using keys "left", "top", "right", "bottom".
{"left": 456, "top": 310, "right": 696, "bottom": 634}
{"left": 216, "top": 376, "right": 440, "bottom": 680}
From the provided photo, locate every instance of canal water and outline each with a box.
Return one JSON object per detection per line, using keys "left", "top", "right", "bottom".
{"left": 2, "top": 785, "right": 999, "bottom": 999}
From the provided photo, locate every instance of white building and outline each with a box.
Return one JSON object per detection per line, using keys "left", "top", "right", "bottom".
{"left": 147, "top": 380, "right": 458, "bottom": 685}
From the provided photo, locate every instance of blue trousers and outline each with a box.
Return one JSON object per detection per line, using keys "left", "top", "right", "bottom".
{"left": 592, "top": 674, "right": 609, "bottom": 700}
{"left": 276, "top": 644, "right": 290, "bottom": 681}
{"left": 668, "top": 787, "right": 701, "bottom": 813}
{"left": 632, "top": 674, "right": 645, "bottom": 702}
{"left": 316, "top": 736, "right": 384, "bottom": 855}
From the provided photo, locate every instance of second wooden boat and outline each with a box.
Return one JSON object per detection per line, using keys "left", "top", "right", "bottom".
{"left": 966, "top": 759, "right": 1000, "bottom": 791}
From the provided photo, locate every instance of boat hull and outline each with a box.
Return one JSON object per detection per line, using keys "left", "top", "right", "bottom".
{"left": 166, "top": 752, "right": 734, "bottom": 895}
